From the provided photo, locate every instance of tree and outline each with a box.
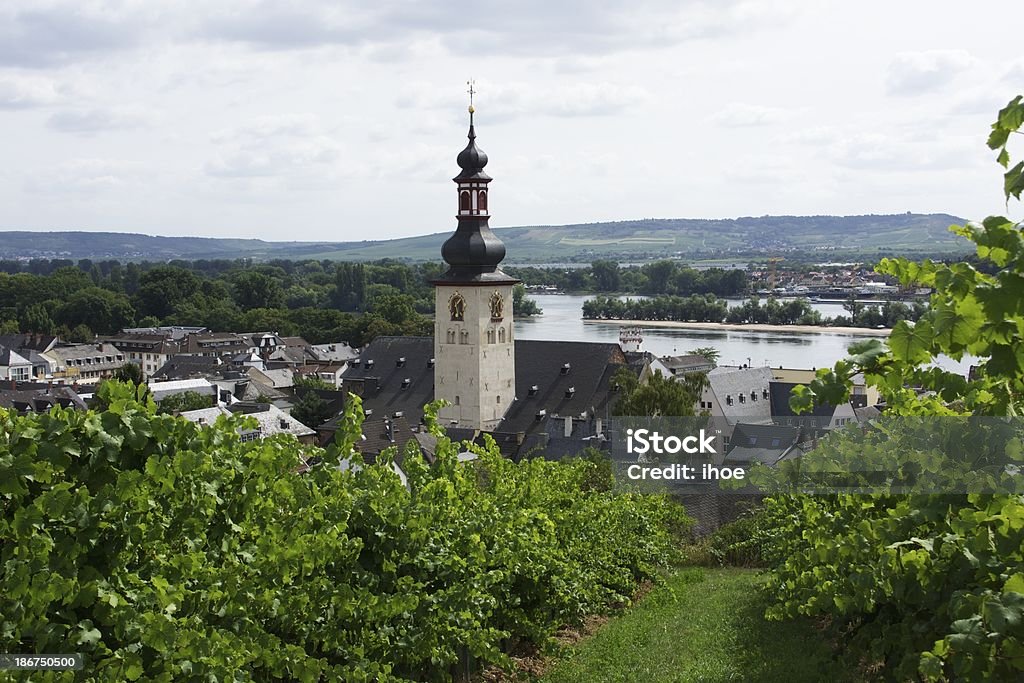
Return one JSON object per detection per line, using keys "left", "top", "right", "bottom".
{"left": 611, "top": 366, "right": 707, "bottom": 417}
{"left": 134, "top": 266, "right": 201, "bottom": 319}
{"left": 113, "top": 362, "right": 145, "bottom": 387}
{"left": 513, "top": 283, "right": 541, "bottom": 316}
{"left": 56, "top": 287, "right": 136, "bottom": 334}
{"left": 688, "top": 347, "right": 720, "bottom": 365}
{"left": 291, "top": 390, "right": 335, "bottom": 428}
{"left": 20, "top": 303, "right": 53, "bottom": 334}
{"left": 233, "top": 271, "right": 285, "bottom": 310}
{"left": 158, "top": 391, "right": 214, "bottom": 414}
{"left": 591, "top": 260, "right": 621, "bottom": 292}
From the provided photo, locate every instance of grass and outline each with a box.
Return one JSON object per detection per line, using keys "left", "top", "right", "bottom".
{"left": 537, "top": 568, "right": 855, "bottom": 683}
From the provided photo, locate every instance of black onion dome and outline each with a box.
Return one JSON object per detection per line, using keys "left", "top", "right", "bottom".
{"left": 454, "top": 124, "right": 492, "bottom": 181}
{"left": 441, "top": 221, "right": 506, "bottom": 268}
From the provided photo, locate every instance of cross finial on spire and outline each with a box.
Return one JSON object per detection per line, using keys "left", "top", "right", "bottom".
{"left": 466, "top": 78, "right": 476, "bottom": 124}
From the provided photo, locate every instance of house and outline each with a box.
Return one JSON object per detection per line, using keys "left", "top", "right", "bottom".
{"left": 0, "top": 384, "right": 87, "bottom": 413}
{"left": 148, "top": 378, "right": 220, "bottom": 404}
{"left": 42, "top": 343, "right": 128, "bottom": 384}
{"left": 771, "top": 366, "right": 880, "bottom": 409}
{"left": 697, "top": 366, "right": 774, "bottom": 424}
{"left": 181, "top": 402, "right": 317, "bottom": 445}
{"left": 769, "top": 381, "right": 868, "bottom": 432}
{"left": 647, "top": 354, "right": 716, "bottom": 380}
{"left": 151, "top": 354, "right": 228, "bottom": 381}
{"left": 0, "top": 334, "right": 60, "bottom": 379}
{"left": 99, "top": 333, "right": 181, "bottom": 379}
{"left": 309, "top": 342, "right": 359, "bottom": 364}
{"left": 0, "top": 345, "right": 32, "bottom": 382}
{"left": 723, "top": 423, "right": 804, "bottom": 466}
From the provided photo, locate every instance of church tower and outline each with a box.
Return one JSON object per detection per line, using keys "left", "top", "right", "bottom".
{"left": 433, "top": 96, "right": 518, "bottom": 431}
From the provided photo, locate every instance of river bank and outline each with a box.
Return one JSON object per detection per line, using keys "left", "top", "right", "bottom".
{"left": 590, "top": 318, "right": 891, "bottom": 336}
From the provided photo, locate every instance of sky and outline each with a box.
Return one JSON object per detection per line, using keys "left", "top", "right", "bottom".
{"left": 1, "top": 0, "right": 1022, "bottom": 242}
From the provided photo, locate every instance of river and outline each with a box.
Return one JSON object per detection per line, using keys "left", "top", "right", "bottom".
{"left": 515, "top": 294, "right": 973, "bottom": 375}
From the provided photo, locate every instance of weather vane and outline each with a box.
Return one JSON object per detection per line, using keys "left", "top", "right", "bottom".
{"left": 467, "top": 78, "right": 476, "bottom": 114}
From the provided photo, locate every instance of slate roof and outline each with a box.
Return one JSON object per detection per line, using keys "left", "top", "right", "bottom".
{"left": 729, "top": 423, "right": 800, "bottom": 451}
{"left": 660, "top": 354, "right": 715, "bottom": 373}
{"left": 339, "top": 336, "right": 628, "bottom": 458}
{"left": 151, "top": 354, "right": 226, "bottom": 380}
{"left": 0, "top": 386, "right": 87, "bottom": 412}
{"left": 148, "top": 378, "right": 217, "bottom": 401}
{"left": 309, "top": 343, "right": 359, "bottom": 362}
{"left": 0, "top": 334, "right": 58, "bottom": 353}
{"left": 707, "top": 366, "right": 773, "bottom": 423}
{"left": 769, "top": 381, "right": 868, "bottom": 421}
{"left": 0, "top": 344, "right": 31, "bottom": 367}
{"left": 182, "top": 403, "right": 316, "bottom": 439}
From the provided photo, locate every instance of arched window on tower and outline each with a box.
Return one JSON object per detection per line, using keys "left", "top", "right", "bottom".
{"left": 478, "top": 190, "right": 488, "bottom": 212}
{"left": 459, "top": 191, "right": 471, "bottom": 212}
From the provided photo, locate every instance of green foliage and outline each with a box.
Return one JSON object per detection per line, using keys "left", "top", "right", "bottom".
{"left": 156, "top": 390, "right": 214, "bottom": 414}
{"left": 1, "top": 383, "right": 690, "bottom": 681}
{"left": 763, "top": 95, "right": 1024, "bottom": 681}
{"left": 512, "top": 283, "right": 541, "bottom": 316}
{"left": 290, "top": 390, "right": 335, "bottom": 429}
{"left": 612, "top": 366, "right": 706, "bottom": 417}
{"left": 688, "top": 347, "right": 719, "bottom": 364}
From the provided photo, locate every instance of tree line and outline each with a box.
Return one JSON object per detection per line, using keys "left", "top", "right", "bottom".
{"left": 0, "top": 258, "right": 539, "bottom": 346}
{"left": 582, "top": 294, "right": 926, "bottom": 328}
{"left": 507, "top": 259, "right": 748, "bottom": 296}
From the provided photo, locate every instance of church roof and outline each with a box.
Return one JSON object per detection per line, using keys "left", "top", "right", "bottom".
{"left": 340, "top": 336, "right": 630, "bottom": 446}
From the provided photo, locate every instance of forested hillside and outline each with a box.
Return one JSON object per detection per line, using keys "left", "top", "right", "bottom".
{"left": 0, "top": 213, "right": 967, "bottom": 262}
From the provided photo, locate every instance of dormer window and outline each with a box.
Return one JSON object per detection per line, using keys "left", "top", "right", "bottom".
{"left": 560, "top": 363, "right": 571, "bottom": 375}
{"left": 726, "top": 395, "right": 733, "bottom": 406}
{"left": 401, "top": 378, "right": 411, "bottom": 390}
{"left": 528, "top": 385, "right": 538, "bottom": 396}
{"left": 396, "top": 357, "right": 406, "bottom": 368}
{"left": 565, "top": 387, "right": 575, "bottom": 399}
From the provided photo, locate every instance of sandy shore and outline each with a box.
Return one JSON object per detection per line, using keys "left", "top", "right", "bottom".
{"left": 590, "top": 319, "right": 892, "bottom": 336}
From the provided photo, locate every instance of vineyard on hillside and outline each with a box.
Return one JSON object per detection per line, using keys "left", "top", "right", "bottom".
{"left": 747, "top": 96, "right": 1024, "bottom": 681}
{"left": 0, "top": 384, "right": 690, "bottom": 681}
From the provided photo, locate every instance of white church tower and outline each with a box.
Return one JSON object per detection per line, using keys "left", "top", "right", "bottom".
{"left": 433, "top": 95, "right": 518, "bottom": 430}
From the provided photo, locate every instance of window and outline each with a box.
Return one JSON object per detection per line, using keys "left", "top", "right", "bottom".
{"left": 459, "top": 191, "right": 471, "bottom": 211}
{"left": 454, "top": 395, "right": 460, "bottom": 406}
{"left": 478, "top": 190, "right": 488, "bottom": 211}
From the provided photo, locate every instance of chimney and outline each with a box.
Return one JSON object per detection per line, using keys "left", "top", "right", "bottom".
{"left": 564, "top": 415, "right": 573, "bottom": 438}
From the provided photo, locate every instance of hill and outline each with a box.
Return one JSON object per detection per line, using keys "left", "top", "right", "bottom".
{"left": 0, "top": 213, "right": 968, "bottom": 263}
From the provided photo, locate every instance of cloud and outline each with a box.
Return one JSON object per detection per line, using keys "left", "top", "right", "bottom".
{"left": 713, "top": 102, "right": 790, "bottom": 127}
{"left": 23, "top": 158, "right": 144, "bottom": 194}
{"left": 0, "top": 73, "right": 62, "bottom": 108}
{"left": 396, "top": 80, "right": 650, "bottom": 121}
{"left": 885, "top": 49, "right": 977, "bottom": 96}
{"left": 46, "top": 106, "right": 149, "bottom": 133}
{"left": 827, "top": 132, "right": 972, "bottom": 172}
{"left": 204, "top": 114, "right": 343, "bottom": 179}
{"left": 0, "top": 2, "right": 147, "bottom": 67}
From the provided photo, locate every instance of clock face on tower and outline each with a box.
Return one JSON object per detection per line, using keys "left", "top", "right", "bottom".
{"left": 449, "top": 292, "right": 466, "bottom": 321}
{"left": 489, "top": 291, "right": 504, "bottom": 320}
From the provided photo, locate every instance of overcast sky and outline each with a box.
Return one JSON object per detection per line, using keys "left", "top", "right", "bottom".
{"left": 1, "top": 1, "right": 1022, "bottom": 242}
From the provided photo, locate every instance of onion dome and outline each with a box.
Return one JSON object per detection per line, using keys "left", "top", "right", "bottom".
{"left": 454, "top": 108, "right": 491, "bottom": 182}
